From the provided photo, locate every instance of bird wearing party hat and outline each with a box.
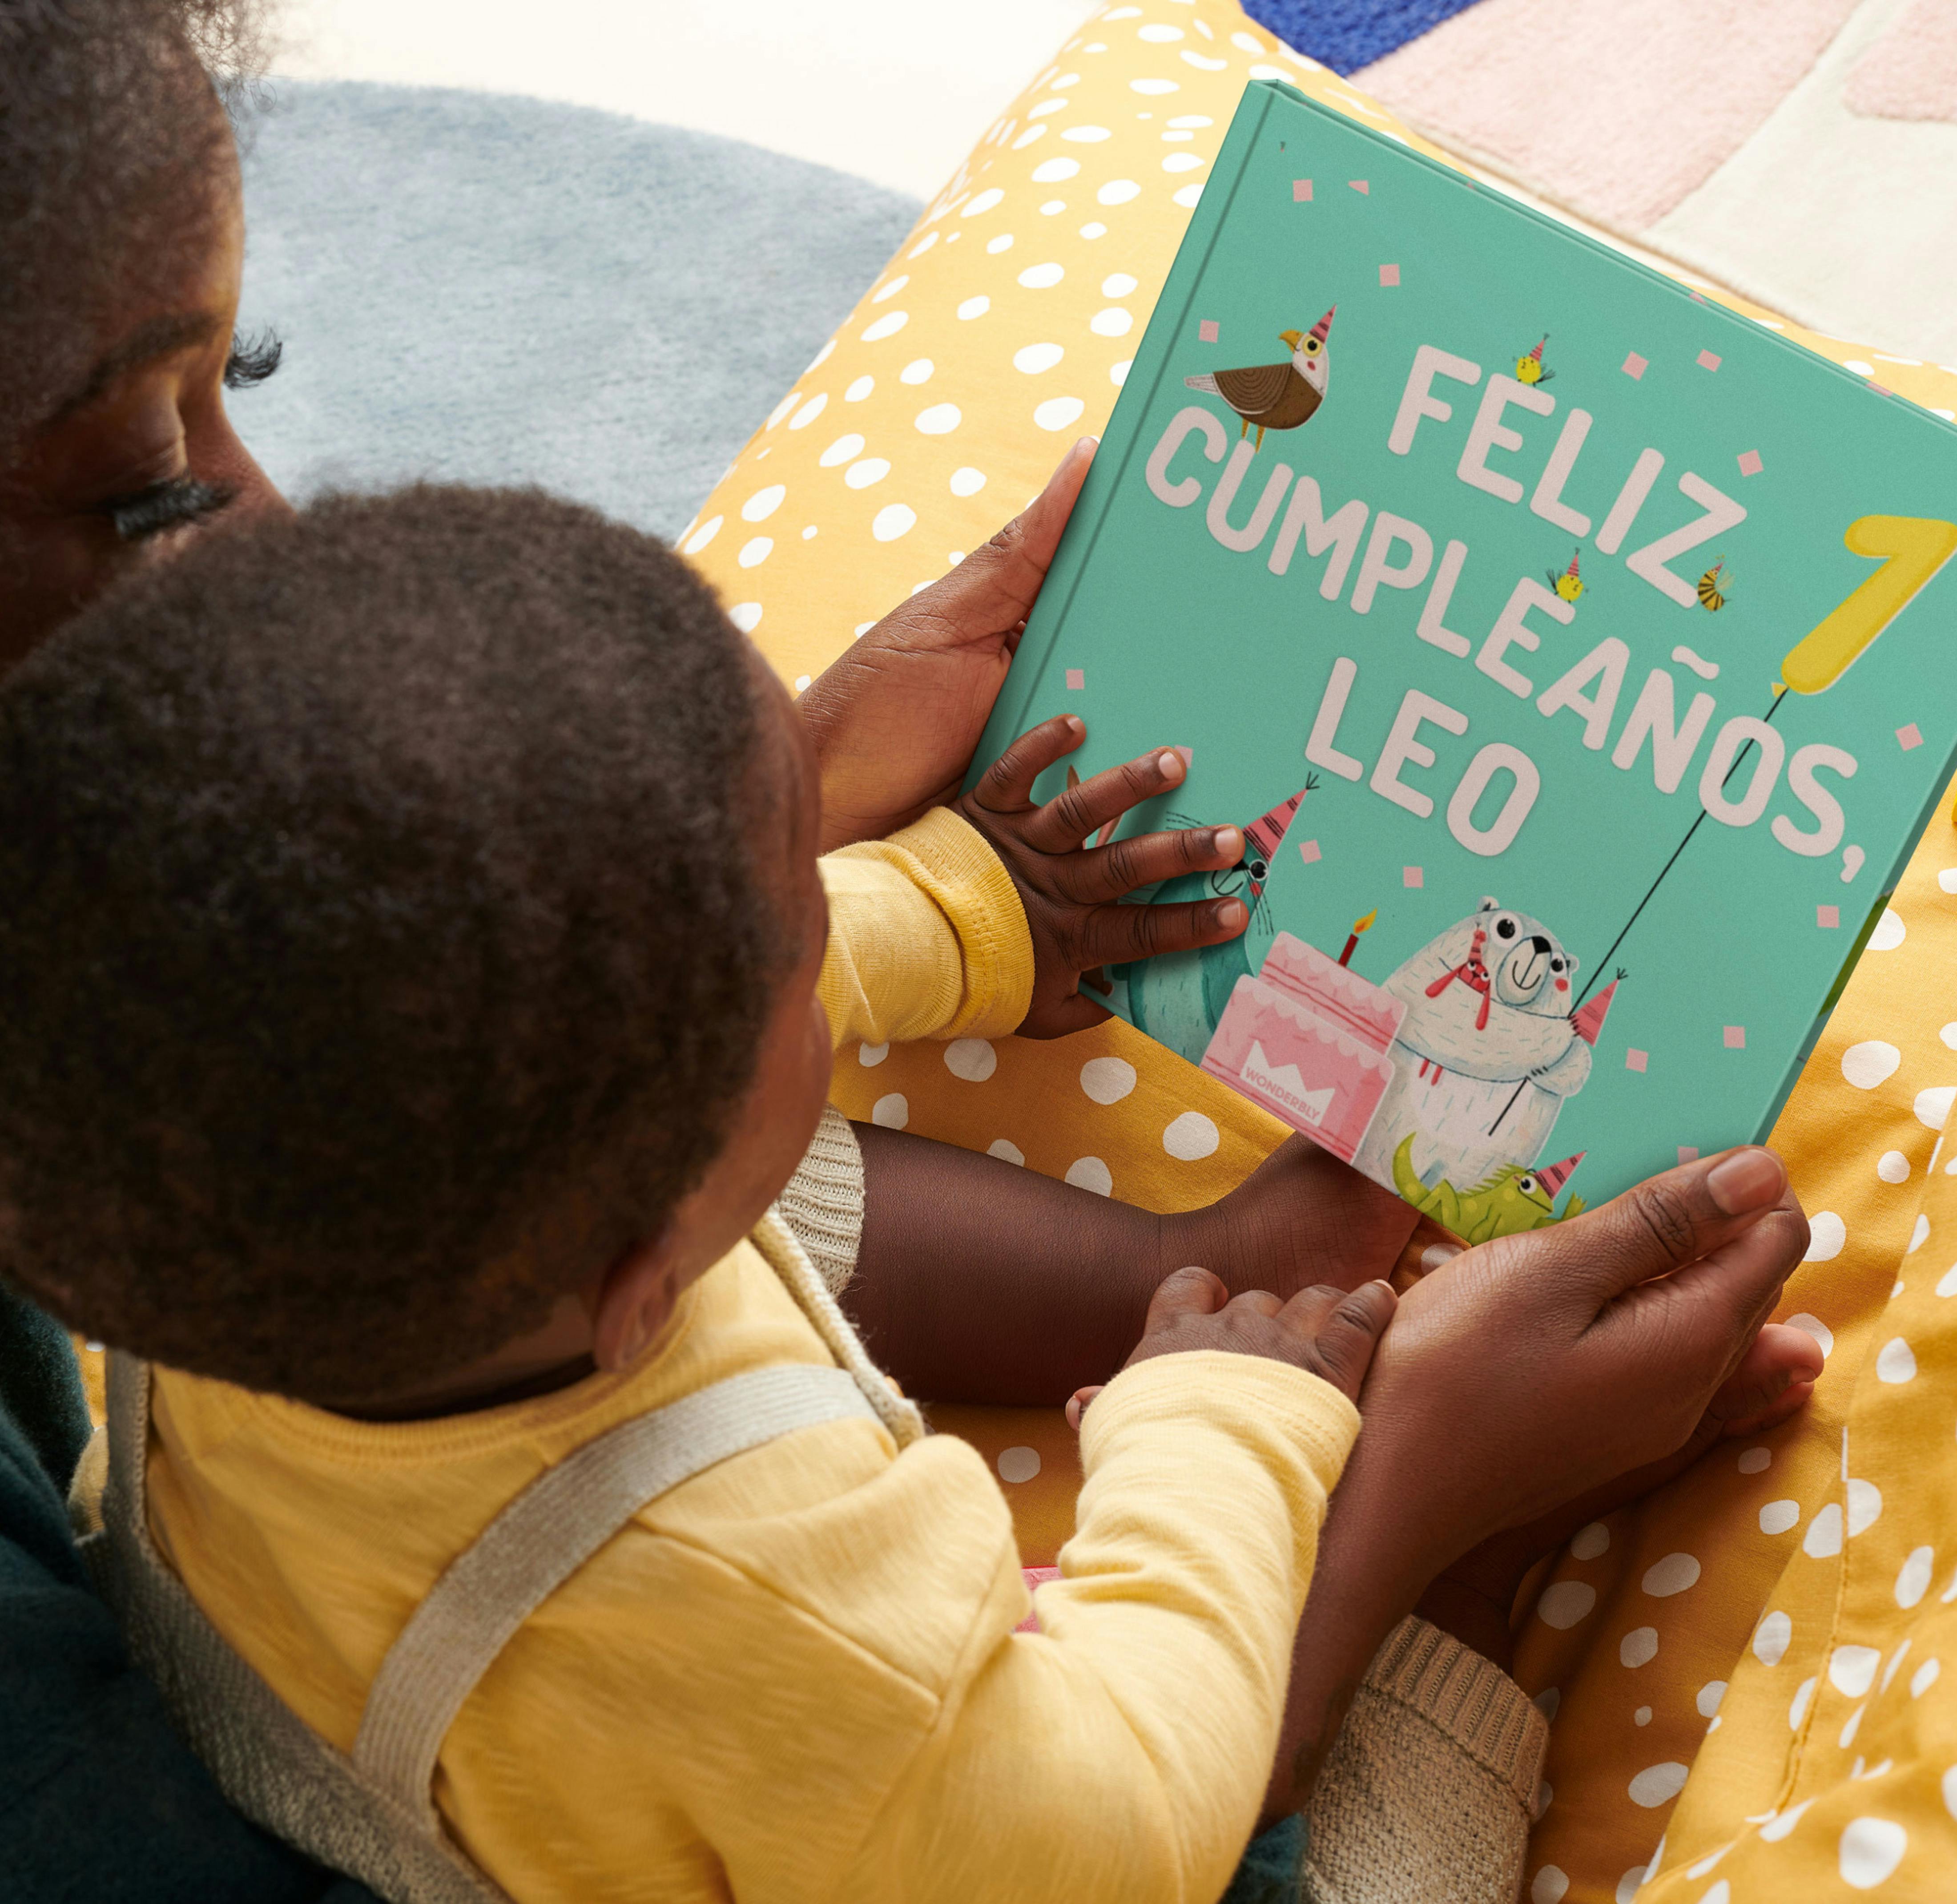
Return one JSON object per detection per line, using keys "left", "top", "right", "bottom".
{"left": 1119, "top": 778, "right": 1317, "bottom": 1067}
{"left": 1392, "top": 1134, "right": 1587, "bottom": 1241}
{"left": 1546, "top": 547, "right": 1585, "bottom": 605}
{"left": 1184, "top": 307, "right": 1334, "bottom": 450}
{"left": 1514, "top": 334, "right": 1554, "bottom": 386}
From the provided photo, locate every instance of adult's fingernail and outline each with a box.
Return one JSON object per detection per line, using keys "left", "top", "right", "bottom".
{"left": 1706, "top": 1147, "right": 1784, "bottom": 1214}
{"left": 1212, "top": 825, "right": 1243, "bottom": 859}
{"left": 1216, "top": 899, "right": 1247, "bottom": 931}
{"left": 1158, "top": 750, "right": 1184, "bottom": 779}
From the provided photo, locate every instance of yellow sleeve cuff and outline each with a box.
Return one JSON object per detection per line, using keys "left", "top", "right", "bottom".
{"left": 817, "top": 807, "right": 1033, "bottom": 1049}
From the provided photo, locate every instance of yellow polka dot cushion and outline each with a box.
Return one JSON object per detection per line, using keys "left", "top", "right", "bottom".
{"left": 683, "top": 4, "right": 1957, "bottom": 1896}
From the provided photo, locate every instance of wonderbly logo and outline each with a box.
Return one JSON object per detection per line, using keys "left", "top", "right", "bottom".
{"left": 1241, "top": 1041, "right": 1335, "bottom": 1126}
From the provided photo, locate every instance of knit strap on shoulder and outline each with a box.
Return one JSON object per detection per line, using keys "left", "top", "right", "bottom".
{"left": 353, "top": 1359, "right": 879, "bottom": 1825}
{"left": 92, "top": 1206, "right": 914, "bottom": 1902}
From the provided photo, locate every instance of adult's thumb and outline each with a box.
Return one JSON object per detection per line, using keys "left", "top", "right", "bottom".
{"left": 904, "top": 437, "right": 1097, "bottom": 640}
{"left": 1490, "top": 1146, "right": 1793, "bottom": 1315}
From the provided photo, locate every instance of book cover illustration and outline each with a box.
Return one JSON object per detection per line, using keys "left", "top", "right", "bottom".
{"left": 973, "top": 82, "right": 1957, "bottom": 1241}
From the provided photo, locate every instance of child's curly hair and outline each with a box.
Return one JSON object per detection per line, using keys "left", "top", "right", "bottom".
{"left": 0, "top": 485, "right": 795, "bottom": 1406}
{"left": 0, "top": 0, "right": 266, "bottom": 452}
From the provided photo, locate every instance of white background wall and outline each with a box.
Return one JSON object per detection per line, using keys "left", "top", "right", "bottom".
{"left": 273, "top": 0, "right": 1102, "bottom": 198}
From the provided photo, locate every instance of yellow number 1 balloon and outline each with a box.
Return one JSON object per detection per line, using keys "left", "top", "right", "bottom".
{"left": 1782, "top": 515, "right": 1957, "bottom": 695}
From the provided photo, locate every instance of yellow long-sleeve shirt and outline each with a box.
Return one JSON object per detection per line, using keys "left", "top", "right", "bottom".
{"left": 145, "top": 809, "right": 1363, "bottom": 1903}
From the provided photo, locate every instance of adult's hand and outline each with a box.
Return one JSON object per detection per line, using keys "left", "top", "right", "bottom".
{"left": 1261, "top": 1146, "right": 1811, "bottom": 1819}
{"left": 1361, "top": 1144, "right": 1811, "bottom": 1562}
{"left": 797, "top": 438, "right": 1094, "bottom": 854}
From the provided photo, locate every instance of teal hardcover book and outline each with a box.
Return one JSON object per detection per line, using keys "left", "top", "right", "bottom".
{"left": 972, "top": 81, "right": 1957, "bottom": 1242}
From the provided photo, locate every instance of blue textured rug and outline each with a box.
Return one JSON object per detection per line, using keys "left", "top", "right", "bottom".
{"left": 232, "top": 82, "right": 922, "bottom": 538}
{"left": 1242, "top": 0, "right": 1486, "bottom": 74}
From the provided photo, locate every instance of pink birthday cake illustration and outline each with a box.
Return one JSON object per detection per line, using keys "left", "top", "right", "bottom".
{"left": 1200, "top": 932, "right": 1405, "bottom": 1164}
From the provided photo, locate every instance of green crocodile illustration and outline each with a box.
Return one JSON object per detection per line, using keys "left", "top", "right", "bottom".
{"left": 1392, "top": 1133, "right": 1585, "bottom": 1243}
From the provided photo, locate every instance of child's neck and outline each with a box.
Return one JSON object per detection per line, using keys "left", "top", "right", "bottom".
{"left": 337, "top": 1288, "right": 605, "bottom": 1422}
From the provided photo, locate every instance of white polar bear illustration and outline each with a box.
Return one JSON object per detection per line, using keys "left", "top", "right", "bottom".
{"left": 1352, "top": 897, "right": 1591, "bottom": 1195}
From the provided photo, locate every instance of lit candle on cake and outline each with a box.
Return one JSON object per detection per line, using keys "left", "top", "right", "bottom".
{"left": 1338, "top": 910, "right": 1377, "bottom": 968}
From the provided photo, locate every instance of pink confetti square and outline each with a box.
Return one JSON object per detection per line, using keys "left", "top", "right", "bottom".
{"left": 1724, "top": 1025, "right": 1746, "bottom": 1049}
{"left": 1737, "top": 449, "right": 1763, "bottom": 476}
{"left": 1064, "top": 668, "right": 1084, "bottom": 690}
{"left": 1678, "top": 1146, "right": 1700, "bottom": 1164}
{"left": 1378, "top": 263, "right": 1400, "bottom": 287}
{"left": 1171, "top": 745, "right": 1193, "bottom": 770}
{"left": 1297, "top": 838, "right": 1321, "bottom": 866}
{"left": 1818, "top": 905, "right": 1840, "bottom": 928}
{"left": 1402, "top": 865, "right": 1423, "bottom": 888}
{"left": 1625, "top": 1048, "right": 1649, "bottom": 1073}
{"left": 1697, "top": 349, "right": 1723, "bottom": 371}
{"left": 1198, "top": 319, "right": 1219, "bottom": 343}
{"left": 1293, "top": 178, "right": 1313, "bottom": 202}
{"left": 1348, "top": 179, "right": 1369, "bottom": 194}
{"left": 1872, "top": 382, "right": 1894, "bottom": 396}
{"left": 1899, "top": 722, "right": 1924, "bottom": 751}
{"left": 1622, "top": 352, "right": 1647, "bottom": 380}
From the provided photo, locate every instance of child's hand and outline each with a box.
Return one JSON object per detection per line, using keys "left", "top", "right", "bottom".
{"left": 798, "top": 439, "right": 1096, "bottom": 855}
{"left": 957, "top": 715, "right": 1249, "bottom": 1038}
{"left": 1109, "top": 1264, "right": 1397, "bottom": 1404}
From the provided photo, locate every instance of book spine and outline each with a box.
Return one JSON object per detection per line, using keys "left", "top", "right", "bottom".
{"left": 971, "top": 84, "right": 1280, "bottom": 775}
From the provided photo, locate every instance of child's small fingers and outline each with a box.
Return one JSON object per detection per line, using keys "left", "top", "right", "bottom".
{"left": 1022, "top": 745, "right": 1189, "bottom": 853}
{"left": 1015, "top": 988, "right": 1113, "bottom": 1041}
{"left": 1066, "top": 822, "right": 1243, "bottom": 904}
{"left": 1075, "top": 895, "right": 1247, "bottom": 972}
{"left": 1142, "top": 1264, "right": 1230, "bottom": 1332}
{"left": 1066, "top": 1384, "right": 1106, "bottom": 1432}
{"left": 1292, "top": 1281, "right": 1397, "bottom": 1402}
{"left": 970, "top": 715, "right": 1086, "bottom": 813}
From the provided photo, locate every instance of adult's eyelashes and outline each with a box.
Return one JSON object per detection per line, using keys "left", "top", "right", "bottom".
{"left": 104, "top": 475, "right": 237, "bottom": 543}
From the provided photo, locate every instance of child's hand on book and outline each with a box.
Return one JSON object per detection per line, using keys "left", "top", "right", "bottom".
{"left": 956, "top": 716, "right": 1252, "bottom": 1038}
{"left": 799, "top": 438, "right": 1097, "bottom": 855}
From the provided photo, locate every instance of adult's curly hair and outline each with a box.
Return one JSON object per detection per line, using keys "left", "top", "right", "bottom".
{"left": 0, "top": 485, "right": 793, "bottom": 1405}
{"left": 0, "top": 0, "right": 266, "bottom": 451}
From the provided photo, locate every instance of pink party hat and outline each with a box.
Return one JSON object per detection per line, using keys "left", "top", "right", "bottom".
{"left": 1244, "top": 788, "right": 1308, "bottom": 864}
{"left": 1570, "top": 977, "right": 1618, "bottom": 1046}
{"left": 1308, "top": 305, "right": 1336, "bottom": 344}
{"left": 1527, "top": 335, "right": 1547, "bottom": 363}
{"left": 1565, "top": 548, "right": 1581, "bottom": 580}
{"left": 1535, "top": 1152, "right": 1585, "bottom": 1198}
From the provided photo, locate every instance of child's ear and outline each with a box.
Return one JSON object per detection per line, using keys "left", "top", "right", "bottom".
{"left": 591, "top": 1230, "right": 682, "bottom": 1372}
